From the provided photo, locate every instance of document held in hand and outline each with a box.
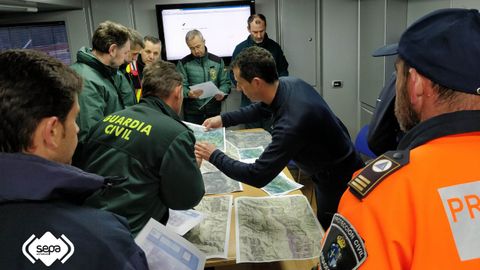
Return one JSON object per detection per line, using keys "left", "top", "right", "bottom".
{"left": 190, "top": 81, "right": 224, "bottom": 99}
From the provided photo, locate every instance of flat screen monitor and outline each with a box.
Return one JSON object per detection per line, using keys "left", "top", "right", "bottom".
{"left": 0, "top": 21, "right": 71, "bottom": 65}
{"left": 156, "top": 1, "right": 255, "bottom": 62}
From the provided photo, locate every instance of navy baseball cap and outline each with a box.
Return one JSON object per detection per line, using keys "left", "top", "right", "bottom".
{"left": 372, "top": 8, "right": 480, "bottom": 95}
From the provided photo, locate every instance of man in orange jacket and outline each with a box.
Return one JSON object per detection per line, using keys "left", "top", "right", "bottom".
{"left": 318, "top": 8, "right": 480, "bottom": 269}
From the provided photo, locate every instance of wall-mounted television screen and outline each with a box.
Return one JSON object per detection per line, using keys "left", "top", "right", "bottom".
{"left": 156, "top": 1, "right": 255, "bottom": 62}
{"left": 0, "top": 21, "right": 71, "bottom": 65}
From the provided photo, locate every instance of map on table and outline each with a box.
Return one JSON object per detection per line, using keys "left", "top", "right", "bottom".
{"left": 225, "top": 130, "right": 272, "bottom": 149}
{"left": 225, "top": 141, "right": 240, "bottom": 160}
{"left": 184, "top": 121, "right": 226, "bottom": 151}
{"left": 184, "top": 195, "right": 233, "bottom": 259}
{"left": 200, "top": 160, "right": 218, "bottom": 174}
{"left": 202, "top": 170, "right": 243, "bottom": 194}
{"left": 235, "top": 195, "right": 323, "bottom": 263}
{"left": 238, "top": 146, "right": 264, "bottom": 161}
{"left": 261, "top": 172, "right": 304, "bottom": 196}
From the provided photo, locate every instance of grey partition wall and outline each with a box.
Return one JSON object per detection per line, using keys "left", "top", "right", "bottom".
{"left": 358, "top": 0, "right": 407, "bottom": 127}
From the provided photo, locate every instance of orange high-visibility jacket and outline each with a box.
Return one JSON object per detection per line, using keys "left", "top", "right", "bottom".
{"left": 327, "top": 112, "right": 480, "bottom": 270}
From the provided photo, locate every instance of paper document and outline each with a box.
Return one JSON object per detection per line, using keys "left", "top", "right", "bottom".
{"left": 167, "top": 209, "right": 205, "bottom": 236}
{"left": 184, "top": 195, "right": 233, "bottom": 259}
{"left": 190, "top": 81, "right": 224, "bottom": 99}
{"left": 261, "top": 172, "right": 304, "bottom": 196}
{"left": 202, "top": 170, "right": 243, "bottom": 195}
{"left": 238, "top": 146, "right": 264, "bottom": 163}
{"left": 235, "top": 195, "right": 323, "bottom": 263}
{"left": 184, "top": 121, "right": 226, "bottom": 152}
{"left": 135, "top": 218, "right": 206, "bottom": 270}
{"left": 226, "top": 130, "right": 272, "bottom": 149}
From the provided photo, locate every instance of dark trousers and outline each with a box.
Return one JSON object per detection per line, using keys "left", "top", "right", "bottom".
{"left": 312, "top": 151, "right": 365, "bottom": 229}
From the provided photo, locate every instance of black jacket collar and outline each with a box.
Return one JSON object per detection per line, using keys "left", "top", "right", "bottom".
{"left": 398, "top": 110, "right": 480, "bottom": 150}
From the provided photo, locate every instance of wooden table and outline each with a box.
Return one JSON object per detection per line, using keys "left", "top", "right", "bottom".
{"left": 205, "top": 168, "right": 321, "bottom": 270}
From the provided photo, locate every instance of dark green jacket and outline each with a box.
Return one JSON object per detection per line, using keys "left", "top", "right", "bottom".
{"left": 176, "top": 51, "right": 230, "bottom": 116}
{"left": 79, "top": 96, "right": 205, "bottom": 235}
{"left": 71, "top": 47, "right": 136, "bottom": 143}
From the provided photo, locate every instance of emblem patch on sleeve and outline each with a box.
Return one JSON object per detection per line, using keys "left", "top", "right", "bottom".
{"left": 319, "top": 214, "right": 367, "bottom": 270}
{"left": 349, "top": 150, "right": 409, "bottom": 199}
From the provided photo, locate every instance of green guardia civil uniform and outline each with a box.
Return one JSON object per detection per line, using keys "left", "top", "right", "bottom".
{"left": 176, "top": 50, "right": 230, "bottom": 122}
{"left": 80, "top": 96, "right": 205, "bottom": 235}
{"left": 71, "top": 47, "right": 136, "bottom": 143}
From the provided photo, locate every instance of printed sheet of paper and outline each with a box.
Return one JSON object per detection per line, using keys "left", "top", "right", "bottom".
{"left": 202, "top": 171, "right": 243, "bottom": 195}
{"left": 135, "top": 218, "right": 206, "bottom": 270}
{"left": 190, "top": 81, "right": 224, "bottom": 99}
{"left": 225, "top": 141, "right": 240, "bottom": 160}
{"left": 238, "top": 146, "right": 264, "bottom": 163}
{"left": 167, "top": 209, "right": 205, "bottom": 236}
{"left": 200, "top": 160, "right": 219, "bottom": 174}
{"left": 235, "top": 195, "right": 323, "bottom": 263}
{"left": 184, "top": 195, "right": 233, "bottom": 259}
{"left": 261, "top": 172, "right": 304, "bottom": 196}
{"left": 184, "top": 121, "right": 226, "bottom": 152}
{"left": 226, "top": 130, "right": 272, "bottom": 149}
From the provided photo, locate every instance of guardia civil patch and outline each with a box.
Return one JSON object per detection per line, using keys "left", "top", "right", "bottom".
{"left": 209, "top": 68, "right": 217, "bottom": 81}
{"left": 319, "top": 214, "right": 367, "bottom": 270}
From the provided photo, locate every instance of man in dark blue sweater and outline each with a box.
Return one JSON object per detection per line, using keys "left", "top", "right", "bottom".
{"left": 195, "top": 46, "right": 364, "bottom": 229}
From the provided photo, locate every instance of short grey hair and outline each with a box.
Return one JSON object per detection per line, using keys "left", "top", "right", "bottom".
{"left": 185, "top": 29, "right": 204, "bottom": 43}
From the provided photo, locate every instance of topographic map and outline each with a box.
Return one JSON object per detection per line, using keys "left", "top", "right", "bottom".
{"left": 225, "top": 130, "right": 272, "bottom": 149}
{"left": 261, "top": 172, "right": 303, "bottom": 196}
{"left": 238, "top": 146, "right": 264, "bottom": 161}
{"left": 184, "top": 121, "right": 226, "bottom": 151}
{"left": 202, "top": 171, "right": 243, "bottom": 194}
{"left": 225, "top": 141, "right": 240, "bottom": 160}
{"left": 184, "top": 195, "right": 233, "bottom": 259}
{"left": 235, "top": 195, "right": 323, "bottom": 263}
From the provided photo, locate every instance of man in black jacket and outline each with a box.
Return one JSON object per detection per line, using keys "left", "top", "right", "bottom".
{"left": 231, "top": 14, "right": 289, "bottom": 130}
{"left": 0, "top": 49, "right": 148, "bottom": 269}
{"left": 195, "top": 46, "right": 364, "bottom": 229}
{"left": 367, "top": 72, "right": 404, "bottom": 156}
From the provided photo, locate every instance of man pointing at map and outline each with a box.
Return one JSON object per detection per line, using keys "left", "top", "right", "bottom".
{"left": 195, "top": 46, "right": 364, "bottom": 229}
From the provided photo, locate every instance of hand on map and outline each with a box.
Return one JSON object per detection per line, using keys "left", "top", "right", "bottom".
{"left": 195, "top": 142, "right": 217, "bottom": 160}
{"left": 202, "top": 115, "right": 223, "bottom": 130}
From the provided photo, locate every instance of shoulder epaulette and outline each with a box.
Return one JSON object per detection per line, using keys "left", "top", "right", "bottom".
{"left": 348, "top": 150, "right": 409, "bottom": 199}
{"left": 180, "top": 54, "right": 195, "bottom": 65}
{"left": 207, "top": 53, "right": 222, "bottom": 64}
